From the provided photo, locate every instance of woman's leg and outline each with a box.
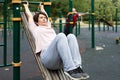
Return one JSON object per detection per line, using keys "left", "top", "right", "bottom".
{"left": 40, "top": 33, "right": 89, "bottom": 79}
{"left": 40, "top": 33, "right": 77, "bottom": 71}
{"left": 67, "top": 34, "right": 82, "bottom": 68}
{"left": 67, "top": 34, "right": 90, "bottom": 79}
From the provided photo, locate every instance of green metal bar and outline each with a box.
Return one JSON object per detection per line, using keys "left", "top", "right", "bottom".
{"left": 59, "top": 11, "right": 62, "bottom": 32}
{"left": 13, "top": 3, "right": 21, "bottom": 80}
{"left": 78, "top": 17, "right": 80, "bottom": 35}
{"left": 107, "top": 25, "right": 109, "bottom": 31}
{"left": 0, "top": 22, "right": 5, "bottom": 24}
{"left": 0, "top": 44, "right": 4, "bottom": 46}
{"left": 115, "top": 7, "right": 118, "bottom": 32}
{"left": 22, "top": 1, "right": 41, "bottom": 4}
{"left": 0, "top": 0, "right": 12, "bottom": 68}
{"left": 88, "top": 9, "right": 91, "bottom": 30}
{"left": 112, "top": 26, "right": 114, "bottom": 31}
{"left": 3, "top": 0, "right": 7, "bottom": 66}
{"left": 103, "top": 4, "right": 105, "bottom": 32}
{"left": 44, "top": 0, "right": 51, "bottom": 18}
{"left": 91, "top": 0, "right": 95, "bottom": 48}
{"left": 110, "top": 14, "right": 114, "bottom": 31}
{"left": 98, "top": 4, "right": 101, "bottom": 31}
{"left": 0, "top": 64, "right": 12, "bottom": 67}
{"left": 26, "top": 1, "right": 40, "bottom": 4}
{"left": 69, "top": 0, "right": 73, "bottom": 33}
{"left": 0, "top": 0, "right": 4, "bottom": 3}
{"left": 75, "top": 23, "right": 77, "bottom": 36}
{"left": 52, "top": 22, "right": 66, "bottom": 25}
{"left": 98, "top": 19, "right": 101, "bottom": 31}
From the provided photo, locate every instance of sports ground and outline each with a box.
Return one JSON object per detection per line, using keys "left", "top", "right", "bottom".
{"left": 0, "top": 25, "right": 120, "bottom": 80}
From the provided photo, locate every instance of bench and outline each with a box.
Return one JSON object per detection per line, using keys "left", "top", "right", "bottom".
{"left": 21, "top": 12, "right": 72, "bottom": 80}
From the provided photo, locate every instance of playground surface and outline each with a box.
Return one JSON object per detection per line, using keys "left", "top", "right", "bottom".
{"left": 0, "top": 25, "right": 120, "bottom": 80}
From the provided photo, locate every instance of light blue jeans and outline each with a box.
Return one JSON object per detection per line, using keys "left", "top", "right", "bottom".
{"left": 40, "top": 33, "right": 82, "bottom": 71}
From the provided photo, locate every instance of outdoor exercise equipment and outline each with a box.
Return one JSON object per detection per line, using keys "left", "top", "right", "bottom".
{"left": 21, "top": 12, "right": 73, "bottom": 80}
{"left": 99, "top": 18, "right": 114, "bottom": 27}
{"left": 20, "top": 0, "right": 78, "bottom": 80}
{"left": 98, "top": 17, "right": 115, "bottom": 31}
{"left": 91, "top": 0, "right": 95, "bottom": 48}
{"left": 0, "top": 0, "right": 11, "bottom": 67}
{"left": 14, "top": 0, "right": 73, "bottom": 80}
{"left": 0, "top": 0, "right": 95, "bottom": 80}
{"left": 97, "top": 2, "right": 119, "bottom": 32}
{"left": 115, "top": 7, "right": 118, "bottom": 32}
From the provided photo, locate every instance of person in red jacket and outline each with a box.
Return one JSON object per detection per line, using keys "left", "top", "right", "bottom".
{"left": 64, "top": 8, "right": 79, "bottom": 36}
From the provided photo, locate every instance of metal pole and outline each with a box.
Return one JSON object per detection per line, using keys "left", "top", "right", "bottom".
{"left": 98, "top": 4, "right": 101, "bottom": 31}
{"left": 88, "top": 9, "right": 91, "bottom": 30}
{"left": 0, "top": 0, "right": 11, "bottom": 67}
{"left": 3, "top": 0, "right": 7, "bottom": 66}
{"left": 59, "top": 11, "right": 62, "bottom": 32}
{"left": 75, "top": 23, "right": 77, "bottom": 36}
{"left": 91, "top": 0, "right": 95, "bottom": 48}
{"left": 103, "top": 4, "right": 105, "bottom": 32}
{"left": 78, "top": 17, "right": 80, "bottom": 35}
{"left": 69, "top": 0, "right": 73, "bottom": 33}
{"left": 12, "top": 0, "right": 21, "bottom": 80}
{"left": 44, "top": 0, "right": 51, "bottom": 20}
{"left": 115, "top": 7, "right": 118, "bottom": 32}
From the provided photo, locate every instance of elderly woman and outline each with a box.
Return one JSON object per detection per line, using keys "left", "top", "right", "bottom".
{"left": 23, "top": 2, "right": 89, "bottom": 80}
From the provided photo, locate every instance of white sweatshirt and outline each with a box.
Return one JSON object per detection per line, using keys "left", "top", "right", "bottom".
{"left": 28, "top": 21, "right": 56, "bottom": 53}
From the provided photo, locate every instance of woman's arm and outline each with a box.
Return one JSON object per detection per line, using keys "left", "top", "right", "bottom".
{"left": 23, "top": 1, "right": 37, "bottom": 35}
{"left": 38, "top": 2, "right": 49, "bottom": 22}
{"left": 23, "top": 1, "right": 33, "bottom": 22}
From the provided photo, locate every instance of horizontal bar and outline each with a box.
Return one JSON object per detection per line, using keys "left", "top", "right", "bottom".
{"left": 22, "top": 1, "right": 41, "bottom": 4}
{"left": 22, "top": 1, "right": 51, "bottom": 5}
{"left": 0, "top": 64, "right": 12, "bottom": 67}
{"left": 0, "top": 22, "right": 4, "bottom": 24}
{"left": 12, "top": 1, "right": 51, "bottom": 5}
{"left": 51, "top": 21, "right": 79, "bottom": 25}
{"left": 0, "top": 44, "right": 4, "bottom": 46}
{"left": 29, "top": 1, "right": 41, "bottom": 4}
{"left": 0, "top": 0, "right": 4, "bottom": 3}
{"left": 12, "top": 0, "right": 41, "bottom": 4}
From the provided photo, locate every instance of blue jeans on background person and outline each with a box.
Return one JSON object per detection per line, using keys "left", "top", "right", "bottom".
{"left": 40, "top": 33, "right": 82, "bottom": 71}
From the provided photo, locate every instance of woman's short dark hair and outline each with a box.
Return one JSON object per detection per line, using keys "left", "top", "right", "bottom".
{"left": 33, "top": 11, "right": 48, "bottom": 23}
